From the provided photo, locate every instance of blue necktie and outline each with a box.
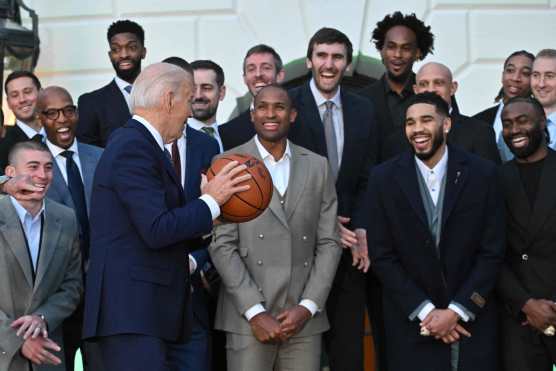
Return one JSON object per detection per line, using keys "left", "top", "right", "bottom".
{"left": 124, "top": 85, "right": 132, "bottom": 94}
{"left": 61, "top": 150, "right": 89, "bottom": 261}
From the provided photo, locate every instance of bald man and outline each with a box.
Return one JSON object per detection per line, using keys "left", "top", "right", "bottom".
{"left": 414, "top": 62, "right": 501, "bottom": 164}
{"left": 38, "top": 86, "right": 104, "bottom": 371}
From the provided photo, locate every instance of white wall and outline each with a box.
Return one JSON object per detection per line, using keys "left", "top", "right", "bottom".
{"left": 24, "top": 0, "right": 556, "bottom": 122}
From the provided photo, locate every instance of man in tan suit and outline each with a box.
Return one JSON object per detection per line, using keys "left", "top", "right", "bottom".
{"left": 209, "top": 84, "right": 342, "bottom": 371}
{"left": 0, "top": 141, "right": 82, "bottom": 371}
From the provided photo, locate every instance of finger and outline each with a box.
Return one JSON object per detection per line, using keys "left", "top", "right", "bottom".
{"left": 32, "top": 326, "right": 41, "bottom": 339}
{"left": 276, "top": 312, "right": 288, "bottom": 322}
{"left": 226, "top": 163, "right": 250, "bottom": 178}
{"left": 337, "top": 216, "right": 350, "bottom": 224}
{"left": 16, "top": 321, "right": 30, "bottom": 337}
{"left": 341, "top": 233, "right": 358, "bottom": 245}
{"left": 42, "top": 327, "right": 48, "bottom": 338}
{"left": 43, "top": 339, "right": 62, "bottom": 352}
{"left": 455, "top": 324, "right": 471, "bottom": 337}
{"left": 228, "top": 173, "right": 252, "bottom": 185}
{"left": 216, "top": 161, "right": 240, "bottom": 175}
{"left": 229, "top": 184, "right": 251, "bottom": 194}
{"left": 43, "top": 350, "right": 62, "bottom": 365}
{"left": 10, "top": 317, "right": 24, "bottom": 328}
{"left": 362, "top": 258, "right": 371, "bottom": 273}
{"left": 339, "top": 226, "right": 357, "bottom": 239}
{"left": 23, "top": 323, "right": 38, "bottom": 339}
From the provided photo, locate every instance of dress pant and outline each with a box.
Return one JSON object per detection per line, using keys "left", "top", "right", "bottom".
{"left": 367, "top": 270, "right": 388, "bottom": 371}
{"left": 324, "top": 252, "right": 366, "bottom": 371}
{"left": 501, "top": 312, "right": 556, "bottom": 371}
{"left": 98, "top": 334, "right": 169, "bottom": 371}
{"left": 167, "top": 314, "right": 211, "bottom": 371}
{"left": 226, "top": 332, "right": 321, "bottom": 371}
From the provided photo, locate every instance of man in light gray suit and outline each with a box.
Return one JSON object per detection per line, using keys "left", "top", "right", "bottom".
{"left": 0, "top": 141, "right": 82, "bottom": 371}
{"left": 38, "top": 86, "right": 102, "bottom": 371}
{"left": 209, "top": 84, "right": 342, "bottom": 371}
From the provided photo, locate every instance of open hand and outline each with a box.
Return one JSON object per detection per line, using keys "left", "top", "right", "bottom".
{"left": 201, "top": 161, "right": 251, "bottom": 205}
{"left": 21, "top": 337, "right": 61, "bottom": 365}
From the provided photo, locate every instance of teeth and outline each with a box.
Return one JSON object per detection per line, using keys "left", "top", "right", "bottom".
{"left": 57, "top": 128, "right": 69, "bottom": 133}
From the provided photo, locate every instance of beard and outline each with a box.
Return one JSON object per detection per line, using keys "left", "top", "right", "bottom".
{"left": 411, "top": 127, "right": 445, "bottom": 161}
{"left": 112, "top": 58, "right": 142, "bottom": 83}
{"left": 505, "top": 126, "right": 544, "bottom": 159}
{"left": 387, "top": 68, "right": 412, "bottom": 85}
{"left": 192, "top": 100, "right": 218, "bottom": 122}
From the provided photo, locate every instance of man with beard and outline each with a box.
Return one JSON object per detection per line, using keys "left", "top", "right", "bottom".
{"left": 288, "top": 27, "right": 378, "bottom": 371}
{"left": 413, "top": 62, "right": 500, "bottom": 163}
{"left": 497, "top": 96, "right": 556, "bottom": 371}
{"left": 359, "top": 12, "right": 434, "bottom": 163}
{"left": 368, "top": 92, "right": 504, "bottom": 371}
{"left": 219, "top": 44, "right": 285, "bottom": 150}
{"left": 532, "top": 49, "right": 556, "bottom": 151}
{"left": 0, "top": 71, "right": 44, "bottom": 174}
{"left": 76, "top": 20, "right": 146, "bottom": 147}
{"left": 189, "top": 60, "right": 226, "bottom": 152}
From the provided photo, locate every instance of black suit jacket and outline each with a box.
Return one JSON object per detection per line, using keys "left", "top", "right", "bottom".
{"left": 497, "top": 150, "right": 556, "bottom": 318}
{"left": 368, "top": 146, "right": 505, "bottom": 371}
{"left": 76, "top": 80, "right": 131, "bottom": 148}
{"left": 219, "top": 109, "right": 255, "bottom": 151}
{"left": 473, "top": 104, "right": 499, "bottom": 126}
{"left": 288, "top": 82, "right": 378, "bottom": 229}
{"left": 449, "top": 112, "right": 501, "bottom": 164}
{"left": 0, "top": 125, "right": 32, "bottom": 174}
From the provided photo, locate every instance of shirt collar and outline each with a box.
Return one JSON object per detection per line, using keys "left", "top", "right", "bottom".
{"left": 16, "top": 120, "right": 45, "bottom": 139}
{"left": 546, "top": 111, "right": 556, "bottom": 125}
{"left": 254, "top": 135, "right": 291, "bottom": 162}
{"left": 132, "top": 114, "right": 165, "bottom": 151}
{"left": 382, "top": 72, "right": 416, "bottom": 97}
{"left": 10, "top": 196, "right": 45, "bottom": 223}
{"left": 415, "top": 146, "right": 449, "bottom": 179}
{"left": 188, "top": 117, "right": 219, "bottom": 131}
{"left": 114, "top": 76, "right": 132, "bottom": 93}
{"left": 310, "top": 78, "right": 342, "bottom": 109}
{"left": 45, "top": 138, "right": 79, "bottom": 159}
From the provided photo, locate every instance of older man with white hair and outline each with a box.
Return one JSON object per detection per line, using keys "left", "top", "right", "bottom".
{"left": 82, "top": 62, "right": 250, "bottom": 371}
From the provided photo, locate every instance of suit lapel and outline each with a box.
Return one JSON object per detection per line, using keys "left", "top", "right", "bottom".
{"left": 0, "top": 198, "right": 34, "bottom": 288}
{"left": 394, "top": 152, "right": 428, "bottom": 228}
{"left": 299, "top": 83, "right": 328, "bottom": 156}
{"left": 285, "top": 145, "right": 308, "bottom": 221}
{"left": 78, "top": 143, "right": 96, "bottom": 211}
{"left": 34, "top": 200, "right": 62, "bottom": 289}
{"left": 528, "top": 151, "right": 556, "bottom": 237}
{"left": 441, "top": 147, "right": 469, "bottom": 229}
{"left": 109, "top": 79, "right": 132, "bottom": 116}
{"left": 337, "top": 90, "right": 355, "bottom": 181}
{"left": 50, "top": 160, "right": 74, "bottom": 208}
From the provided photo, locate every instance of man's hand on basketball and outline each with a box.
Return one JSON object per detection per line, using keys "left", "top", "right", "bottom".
{"left": 277, "top": 305, "right": 312, "bottom": 340}
{"left": 201, "top": 161, "right": 251, "bottom": 205}
{"left": 249, "top": 312, "right": 283, "bottom": 344}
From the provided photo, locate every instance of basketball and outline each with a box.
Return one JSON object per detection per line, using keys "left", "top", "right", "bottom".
{"left": 207, "top": 153, "right": 273, "bottom": 223}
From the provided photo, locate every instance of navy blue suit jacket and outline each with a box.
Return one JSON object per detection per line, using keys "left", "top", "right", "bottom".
{"left": 76, "top": 80, "right": 131, "bottom": 148}
{"left": 83, "top": 119, "right": 213, "bottom": 343}
{"left": 367, "top": 146, "right": 505, "bottom": 371}
{"left": 219, "top": 109, "right": 255, "bottom": 151}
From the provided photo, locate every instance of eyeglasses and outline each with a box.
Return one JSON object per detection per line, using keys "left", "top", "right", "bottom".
{"left": 42, "top": 105, "right": 77, "bottom": 120}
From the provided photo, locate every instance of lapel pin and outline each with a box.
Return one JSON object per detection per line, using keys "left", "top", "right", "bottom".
{"left": 455, "top": 171, "right": 461, "bottom": 184}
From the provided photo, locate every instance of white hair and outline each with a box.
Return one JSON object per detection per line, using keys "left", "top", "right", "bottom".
{"left": 130, "top": 62, "right": 192, "bottom": 112}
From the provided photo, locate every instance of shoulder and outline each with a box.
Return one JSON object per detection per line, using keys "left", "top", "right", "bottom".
{"left": 78, "top": 81, "right": 116, "bottom": 102}
{"left": 78, "top": 142, "right": 103, "bottom": 157}
{"left": 452, "top": 146, "right": 496, "bottom": 176}
{"left": 291, "top": 142, "right": 326, "bottom": 164}
{"left": 358, "top": 79, "right": 382, "bottom": 100}
{"left": 46, "top": 199, "right": 78, "bottom": 224}
{"left": 453, "top": 114, "right": 491, "bottom": 135}
{"left": 473, "top": 105, "right": 498, "bottom": 122}
{"left": 221, "top": 109, "right": 251, "bottom": 128}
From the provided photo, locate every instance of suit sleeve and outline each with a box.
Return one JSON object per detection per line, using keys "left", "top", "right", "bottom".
{"left": 0, "top": 310, "right": 24, "bottom": 363}
{"left": 452, "top": 166, "right": 505, "bottom": 314}
{"left": 301, "top": 158, "right": 342, "bottom": 308}
{"left": 497, "top": 264, "right": 531, "bottom": 318}
{"left": 33, "top": 222, "right": 83, "bottom": 332}
{"left": 112, "top": 137, "right": 213, "bottom": 249}
{"left": 368, "top": 168, "right": 432, "bottom": 316}
{"left": 209, "top": 222, "right": 266, "bottom": 315}
{"left": 76, "top": 94, "right": 102, "bottom": 147}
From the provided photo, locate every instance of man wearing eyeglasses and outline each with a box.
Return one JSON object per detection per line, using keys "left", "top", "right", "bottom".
{"left": 38, "top": 86, "right": 103, "bottom": 371}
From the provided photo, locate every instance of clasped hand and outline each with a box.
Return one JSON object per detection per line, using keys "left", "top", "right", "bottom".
{"left": 11, "top": 315, "right": 62, "bottom": 365}
{"left": 420, "top": 309, "right": 471, "bottom": 344}
{"left": 249, "top": 305, "right": 312, "bottom": 344}
{"left": 337, "top": 216, "right": 370, "bottom": 273}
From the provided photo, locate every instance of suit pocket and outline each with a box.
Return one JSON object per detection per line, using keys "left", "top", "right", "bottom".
{"left": 130, "top": 266, "right": 173, "bottom": 286}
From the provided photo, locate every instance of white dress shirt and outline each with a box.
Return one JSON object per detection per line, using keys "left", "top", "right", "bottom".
{"left": 133, "top": 114, "right": 220, "bottom": 220}
{"left": 546, "top": 112, "right": 556, "bottom": 150}
{"left": 114, "top": 76, "right": 133, "bottom": 112}
{"left": 309, "top": 78, "right": 344, "bottom": 166}
{"left": 10, "top": 197, "right": 45, "bottom": 271}
{"left": 244, "top": 136, "right": 318, "bottom": 321}
{"left": 16, "top": 120, "right": 45, "bottom": 139}
{"left": 164, "top": 130, "right": 187, "bottom": 187}
{"left": 188, "top": 118, "right": 223, "bottom": 153}
{"left": 45, "top": 139, "right": 84, "bottom": 185}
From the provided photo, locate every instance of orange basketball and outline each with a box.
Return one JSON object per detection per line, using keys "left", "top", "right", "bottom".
{"left": 207, "top": 153, "right": 273, "bottom": 223}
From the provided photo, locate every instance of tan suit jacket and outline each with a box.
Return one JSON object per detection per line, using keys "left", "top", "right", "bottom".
{"left": 209, "top": 139, "right": 341, "bottom": 337}
{"left": 0, "top": 196, "right": 82, "bottom": 371}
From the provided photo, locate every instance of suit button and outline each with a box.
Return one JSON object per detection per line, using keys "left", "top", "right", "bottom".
{"left": 258, "top": 234, "right": 264, "bottom": 239}
{"left": 304, "top": 261, "right": 309, "bottom": 267}
{"left": 522, "top": 254, "right": 529, "bottom": 261}
{"left": 302, "top": 236, "right": 307, "bottom": 241}
{"left": 1, "top": 351, "right": 5, "bottom": 355}
{"left": 257, "top": 260, "right": 263, "bottom": 265}
{"left": 280, "top": 200, "right": 285, "bottom": 205}
{"left": 258, "top": 287, "right": 263, "bottom": 292}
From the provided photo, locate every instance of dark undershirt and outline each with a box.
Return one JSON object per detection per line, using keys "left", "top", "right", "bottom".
{"left": 382, "top": 73, "right": 416, "bottom": 128}
{"left": 516, "top": 158, "right": 545, "bottom": 207}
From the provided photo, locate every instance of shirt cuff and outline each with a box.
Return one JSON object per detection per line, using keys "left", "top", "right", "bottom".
{"left": 409, "top": 300, "right": 436, "bottom": 321}
{"left": 448, "top": 302, "right": 475, "bottom": 322}
{"left": 244, "top": 304, "right": 266, "bottom": 321}
{"left": 199, "top": 194, "right": 221, "bottom": 220}
{"left": 188, "top": 255, "right": 197, "bottom": 274}
{"left": 299, "top": 299, "right": 319, "bottom": 317}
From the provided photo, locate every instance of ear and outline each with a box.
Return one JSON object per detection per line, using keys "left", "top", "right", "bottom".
{"left": 5, "top": 165, "right": 15, "bottom": 178}
{"left": 289, "top": 107, "right": 297, "bottom": 124}
{"left": 450, "top": 81, "right": 459, "bottom": 96}
{"left": 276, "top": 69, "right": 286, "bottom": 84}
{"left": 141, "top": 47, "right": 147, "bottom": 59}
{"left": 306, "top": 58, "right": 313, "bottom": 70}
{"left": 416, "top": 49, "right": 423, "bottom": 61}
{"left": 443, "top": 116, "right": 452, "bottom": 134}
{"left": 163, "top": 90, "right": 174, "bottom": 114}
{"left": 219, "top": 85, "right": 226, "bottom": 101}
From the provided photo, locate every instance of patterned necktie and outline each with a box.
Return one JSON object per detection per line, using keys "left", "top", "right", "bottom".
{"left": 171, "top": 139, "right": 181, "bottom": 183}
{"left": 323, "top": 101, "right": 339, "bottom": 179}
{"left": 201, "top": 126, "right": 216, "bottom": 138}
{"left": 124, "top": 85, "right": 132, "bottom": 94}
{"left": 60, "top": 150, "right": 89, "bottom": 260}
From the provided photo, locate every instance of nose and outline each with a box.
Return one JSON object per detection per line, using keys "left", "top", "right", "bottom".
{"left": 194, "top": 85, "right": 202, "bottom": 99}
{"left": 324, "top": 56, "right": 334, "bottom": 69}
{"left": 120, "top": 47, "right": 130, "bottom": 59}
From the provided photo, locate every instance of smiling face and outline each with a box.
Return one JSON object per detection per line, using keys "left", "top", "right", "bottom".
{"left": 6, "top": 76, "right": 39, "bottom": 123}
{"left": 502, "top": 101, "right": 546, "bottom": 160}
{"left": 192, "top": 68, "right": 225, "bottom": 123}
{"left": 532, "top": 57, "right": 556, "bottom": 114}
{"left": 6, "top": 148, "right": 53, "bottom": 198}
{"left": 414, "top": 63, "right": 457, "bottom": 107}
{"left": 108, "top": 32, "right": 146, "bottom": 83}
{"left": 39, "top": 89, "right": 78, "bottom": 149}
{"left": 502, "top": 54, "right": 533, "bottom": 100}
{"left": 251, "top": 86, "right": 296, "bottom": 144}
{"left": 307, "top": 42, "right": 350, "bottom": 99}
{"left": 380, "top": 25, "right": 420, "bottom": 84}
{"left": 243, "top": 52, "right": 284, "bottom": 96}
{"left": 405, "top": 102, "right": 450, "bottom": 164}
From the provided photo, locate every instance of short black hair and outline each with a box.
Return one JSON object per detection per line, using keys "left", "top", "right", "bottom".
{"left": 504, "top": 96, "right": 546, "bottom": 122}
{"left": 307, "top": 27, "right": 353, "bottom": 65}
{"left": 4, "top": 70, "right": 41, "bottom": 94}
{"left": 494, "top": 50, "right": 535, "bottom": 102}
{"left": 191, "top": 60, "right": 225, "bottom": 87}
{"left": 372, "top": 12, "right": 434, "bottom": 60}
{"left": 107, "top": 20, "right": 145, "bottom": 45}
{"left": 405, "top": 92, "right": 450, "bottom": 118}
{"left": 162, "top": 56, "right": 193, "bottom": 75}
{"left": 254, "top": 84, "right": 292, "bottom": 107}
{"left": 8, "top": 141, "right": 50, "bottom": 166}
{"left": 243, "top": 44, "right": 283, "bottom": 74}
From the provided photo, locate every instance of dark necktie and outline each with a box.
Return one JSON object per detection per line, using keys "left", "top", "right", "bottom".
{"left": 323, "top": 101, "right": 339, "bottom": 179}
{"left": 201, "top": 126, "right": 216, "bottom": 138}
{"left": 32, "top": 134, "right": 43, "bottom": 143}
{"left": 171, "top": 139, "right": 182, "bottom": 183}
{"left": 124, "top": 85, "right": 132, "bottom": 94}
{"left": 60, "top": 150, "right": 89, "bottom": 261}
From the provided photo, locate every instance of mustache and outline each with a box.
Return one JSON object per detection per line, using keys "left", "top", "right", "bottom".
{"left": 193, "top": 98, "right": 210, "bottom": 104}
